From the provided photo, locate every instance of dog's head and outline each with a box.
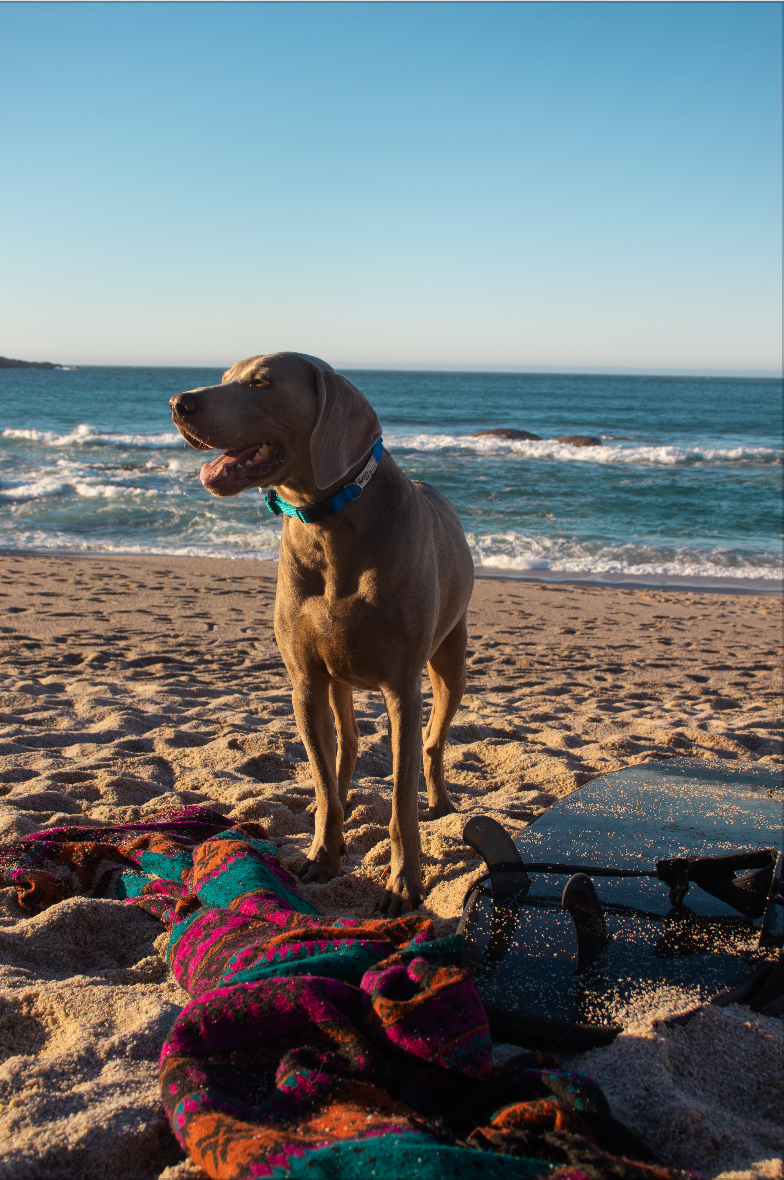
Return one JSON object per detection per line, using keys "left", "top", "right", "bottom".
{"left": 169, "top": 352, "right": 381, "bottom": 498}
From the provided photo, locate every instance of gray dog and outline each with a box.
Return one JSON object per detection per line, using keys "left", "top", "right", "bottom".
{"left": 170, "top": 352, "right": 473, "bottom": 915}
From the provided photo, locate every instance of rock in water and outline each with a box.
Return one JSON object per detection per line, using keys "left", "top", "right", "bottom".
{"left": 556, "top": 435, "right": 602, "bottom": 447}
{"left": 472, "top": 428, "right": 542, "bottom": 440}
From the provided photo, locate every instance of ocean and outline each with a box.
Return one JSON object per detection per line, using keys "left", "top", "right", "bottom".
{"left": 1, "top": 366, "right": 781, "bottom": 588}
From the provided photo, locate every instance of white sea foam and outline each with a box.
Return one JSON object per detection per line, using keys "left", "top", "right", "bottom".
{"left": 0, "top": 468, "right": 165, "bottom": 501}
{"left": 0, "top": 474, "right": 71, "bottom": 499}
{"left": 1, "top": 524, "right": 779, "bottom": 584}
{"left": 466, "top": 531, "right": 783, "bottom": 582}
{"left": 385, "top": 433, "right": 782, "bottom": 467}
{"left": 2, "top": 424, "right": 183, "bottom": 448}
{"left": 476, "top": 554, "right": 781, "bottom": 581}
{"left": 4, "top": 425, "right": 779, "bottom": 466}
{"left": 0, "top": 529, "right": 282, "bottom": 563}
{"left": 73, "top": 482, "right": 152, "bottom": 499}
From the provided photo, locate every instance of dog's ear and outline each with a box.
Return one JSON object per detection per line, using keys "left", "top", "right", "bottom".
{"left": 310, "top": 370, "right": 382, "bottom": 489}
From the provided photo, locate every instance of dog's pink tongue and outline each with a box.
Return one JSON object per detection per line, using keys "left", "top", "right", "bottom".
{"left": 200, "top": 452, "right": 234, "bottom": 486}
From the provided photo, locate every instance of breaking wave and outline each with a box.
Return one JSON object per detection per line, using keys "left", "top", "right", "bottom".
{"left": 386, "top": 432, "right": 782, "bottom": 467}
{"left": 0, "top": 527, "right": 282, "bottom": 564}
{"left": 467, "top": 532, "right": 782, "bottom": 583}
{"left": 2, "top": 424, "right": 182, "bottom": 448}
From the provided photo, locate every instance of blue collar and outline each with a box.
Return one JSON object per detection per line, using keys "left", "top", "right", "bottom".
{"left": 264, "top": 438, "right": 384, "bottom": 524}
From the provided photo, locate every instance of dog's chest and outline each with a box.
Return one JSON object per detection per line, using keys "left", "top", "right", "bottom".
{"left": 293, "top": 588, "right": 382, "bottom": 646}
{"left": 275, "top": 583, "right": 418, "bottom": 683}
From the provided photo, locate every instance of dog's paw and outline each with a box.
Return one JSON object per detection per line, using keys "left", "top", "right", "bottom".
{"left": 377, "top": 871, "right": 424, "bottom": 917}
{"left": 425, "top": 798, "right": 457, "bottom": 820}
{"left": 296, "top": 854, "right": 342, "bottom": 884}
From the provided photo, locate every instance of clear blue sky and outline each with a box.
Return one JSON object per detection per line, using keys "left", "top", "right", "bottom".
{"left": 1, "top": 2, "right": 781, "bottom": 373}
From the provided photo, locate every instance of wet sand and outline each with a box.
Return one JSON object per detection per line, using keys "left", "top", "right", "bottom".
{"left": 0, "top": 552, "right": 781, "bottom": 1179}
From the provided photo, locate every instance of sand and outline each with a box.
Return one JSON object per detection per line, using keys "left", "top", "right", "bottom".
{"left": 0, "top": 551, "right": 781, "bottom": 1179}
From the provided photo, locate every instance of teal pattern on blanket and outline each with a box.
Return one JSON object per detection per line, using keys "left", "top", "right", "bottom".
{"left": 192, "top": 829, "right": 318, "bottom": 915}
{"left": 226, "top": 932, "right": 468, "bottom": 988}
{"left": 136, "top": 849, "right": 194, "bottom": 881}
{"left": 226, "top": 939, "right": 391, "bottom": 986}
{"left": 276, "top": 1134, "right": 553, "bottom": 1179}
{"left": 115, "top": 868, "right": 153, "bottom": 898}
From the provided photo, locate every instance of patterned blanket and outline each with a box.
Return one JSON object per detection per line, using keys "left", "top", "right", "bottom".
{"left": 1, "top": 806, "right": 690, "bottom": 1180}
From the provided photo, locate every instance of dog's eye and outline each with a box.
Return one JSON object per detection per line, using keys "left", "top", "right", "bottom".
{"left": 247, "top": 378, "right": 269, "bottom": 388}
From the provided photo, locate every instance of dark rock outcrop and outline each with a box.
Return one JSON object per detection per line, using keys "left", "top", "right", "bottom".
{"left": 471, "top": 428, "right": 603, "bottom": 447}
{"left": 556, "top": 435, "right": 602, "bottom": 447}
{"left": 472, "top": 428, "right": 542, "bottom": 441}
{"left": 0, "top": 356, "right": 61, "bottom": 370}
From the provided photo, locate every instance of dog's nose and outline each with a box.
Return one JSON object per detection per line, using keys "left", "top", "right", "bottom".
{"left": 170, "top": 393, "right": 199, "bottom": 416}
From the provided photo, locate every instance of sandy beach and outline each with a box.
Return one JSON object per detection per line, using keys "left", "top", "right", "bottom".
{"left": 0, "top": 552, "right": 781, "bottom": 1180}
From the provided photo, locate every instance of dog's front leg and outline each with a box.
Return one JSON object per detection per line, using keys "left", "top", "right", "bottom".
{"left": 379, "top": 682, "right": 425, "bottom": 916}
{"left": 329, "top": 680, "right": 359, "bottom": 813}
{"left": 291, "top": 675, "right": 345, "bottom": 883}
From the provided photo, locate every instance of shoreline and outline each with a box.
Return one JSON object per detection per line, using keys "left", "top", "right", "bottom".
{"left": 1, "top": 546, "right": 781, "bottom": 597}
{"left": 474, "top": 565, "right": 783, "bottom": 595}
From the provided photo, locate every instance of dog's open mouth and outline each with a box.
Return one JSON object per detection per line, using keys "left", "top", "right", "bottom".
{"left": 200, "top": 442, "right": 285, "bottom": 496}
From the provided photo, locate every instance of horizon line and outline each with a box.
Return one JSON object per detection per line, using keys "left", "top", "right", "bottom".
{"left": 15, "top": 361, "right": 784, "bottom": 379}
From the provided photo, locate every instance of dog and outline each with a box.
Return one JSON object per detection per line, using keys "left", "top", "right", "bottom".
{"left": 169, "top": 352, "right": 473, "bottom": 915}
